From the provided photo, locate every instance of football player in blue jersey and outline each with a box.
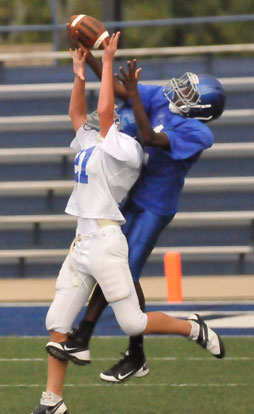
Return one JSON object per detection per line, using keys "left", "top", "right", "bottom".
{"left": 47, "top": 45, "right": 226, "bottom": 383}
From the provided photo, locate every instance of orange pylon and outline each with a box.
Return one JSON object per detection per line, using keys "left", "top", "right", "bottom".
{"left": 164, "top": 251, "right": 183, "bottom": 303}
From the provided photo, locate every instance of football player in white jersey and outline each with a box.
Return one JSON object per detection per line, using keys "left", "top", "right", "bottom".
{"left": 31, "top": 33, "right": 224, "bottom": 414}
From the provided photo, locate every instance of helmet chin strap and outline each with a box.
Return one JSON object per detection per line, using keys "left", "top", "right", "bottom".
{"left": 169, "top": 102, "right": 182, "bottom": 115}
{"left": 169, "top": 102, "right": 213, "bottom": 121}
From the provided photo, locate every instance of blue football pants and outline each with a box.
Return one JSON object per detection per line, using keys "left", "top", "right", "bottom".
{"left": 121, "top": 199, "right": 174, "bottom": 282}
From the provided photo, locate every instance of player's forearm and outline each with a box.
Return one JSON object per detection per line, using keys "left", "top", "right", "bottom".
{"left": 98, "top": 61, "right": 114, "bottom": 135}
{"left": 86, "top": 50, "right": 128, "bottom": 101}
{"left": 69, "top": 75, "right": 87, "bottom": 119}
{"left": 86, "top": 50, "right": 102, "bottom": 80}
{"left": 129, "top": 88, "right": 170, "bottom": 148}
{"left": 129, "top": 90, "right": 154, "bottom": 145}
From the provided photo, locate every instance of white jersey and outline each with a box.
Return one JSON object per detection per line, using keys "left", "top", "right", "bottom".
{"left": 65, "top": 123, "right": 143, "bottom": 224}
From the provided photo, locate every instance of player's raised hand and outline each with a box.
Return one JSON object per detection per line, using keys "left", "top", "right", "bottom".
{"left": 115, "top": 59, "right": 142, "bottom": 95}
{"left": 69, "top": 47, "right": 87, "bottom": 81}
{"left": 102, "top": 32, "right": 120, "bottom": 63}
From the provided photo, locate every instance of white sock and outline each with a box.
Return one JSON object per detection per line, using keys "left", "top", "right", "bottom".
{"left": 188, "top": 320, "right": 200, "bottom": 341}
{"left": 40, "top": 391, "right": 62, "bottom": 406}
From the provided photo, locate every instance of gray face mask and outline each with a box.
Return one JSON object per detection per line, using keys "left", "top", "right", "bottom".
{"left": 164, "top": 72, "right": 201, "bottom": 116}
{"left": 85, "top": 107, "right": 120, "bottom": 131}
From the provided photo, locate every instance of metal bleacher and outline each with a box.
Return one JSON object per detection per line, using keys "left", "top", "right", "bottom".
{"left": 0, "top": 45, "right": 254, "bottom": 279}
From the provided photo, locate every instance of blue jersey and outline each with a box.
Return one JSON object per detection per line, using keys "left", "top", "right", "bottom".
{"left": 118, "top": 84, "right": 213, "bottom": 217}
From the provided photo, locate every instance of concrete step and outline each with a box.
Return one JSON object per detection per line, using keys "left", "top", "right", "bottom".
{"left": 1, "top": 275, "right": 254, "bottom": 302}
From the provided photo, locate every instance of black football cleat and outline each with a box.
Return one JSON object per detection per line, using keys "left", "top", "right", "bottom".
{"left": 46, "top": 339, "right": 90, "bottom": 366}
{"left": 100, "top": 351, "right": 149, "bottom": 383}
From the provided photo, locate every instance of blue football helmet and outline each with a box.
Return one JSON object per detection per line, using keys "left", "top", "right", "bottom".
{"left": 163, "top": 72, "right": 226, "bottom": 122}
{"left": 115, "top": 104, "right": 138, "bottom": 137}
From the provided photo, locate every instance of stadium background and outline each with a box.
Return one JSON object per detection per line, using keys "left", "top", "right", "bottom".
{"left": 1, "top": 2, "right": 254, "bottom": 413}
{"left": 0, "top": 0, "right": 253, "bottom": 300}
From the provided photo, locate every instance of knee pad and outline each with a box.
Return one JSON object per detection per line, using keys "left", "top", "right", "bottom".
{"left": 120, "top": 312, "right": 147, "bottom": 336}
{"left": 45, "top": 303, "right": 71, "bottom": 334}
{"left": 113, "top": 303, "right": 148, "bottom": 336}
{"left": 45, "top": 306, "right": 58, "bottom": 332}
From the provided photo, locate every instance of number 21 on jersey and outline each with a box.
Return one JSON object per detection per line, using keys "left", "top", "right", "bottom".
{"left": 74, "top": 146, "right": 95, "bottom": 183}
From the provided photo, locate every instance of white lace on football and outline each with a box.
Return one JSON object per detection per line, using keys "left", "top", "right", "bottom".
{"left": 93, "top": 31, "right": 110, "bottom": 49}
{"left": 71, "top": 15, "right": 86, "bottom": 27}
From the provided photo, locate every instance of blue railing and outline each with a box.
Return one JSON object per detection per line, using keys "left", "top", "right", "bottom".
{"left": 1, "top": 14, "right": 254, "bottom": 33}
{"left": 1, "top": 14, "right": 254, "bottom": 52}
{"left": 0, "top": 13, "right": 254, "bottom": 60}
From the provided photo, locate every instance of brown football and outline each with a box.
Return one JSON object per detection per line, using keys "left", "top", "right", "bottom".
{"left": 68, "top": 14, "right": 109, "bottom": 49}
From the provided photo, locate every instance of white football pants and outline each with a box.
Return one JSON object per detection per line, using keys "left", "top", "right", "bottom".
{"left": 46, "top": 225, "right": 148, "bottom": 336}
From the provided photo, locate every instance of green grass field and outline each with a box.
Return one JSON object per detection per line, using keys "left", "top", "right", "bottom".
{"left": 0, "top": 336, "right": 253, "bottom": 414}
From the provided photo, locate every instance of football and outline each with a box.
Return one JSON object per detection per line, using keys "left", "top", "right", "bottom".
{"left": 68, "top": 14, "right": 109, "bottom": 49}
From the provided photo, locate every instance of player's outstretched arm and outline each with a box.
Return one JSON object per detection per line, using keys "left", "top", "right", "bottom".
{"left": 69, "top": 47, "right": 87, "bottom": 132}
{"left": 67, "top": 22, "right": 128, "bottom": 101}
{"left": 98, "top": 32, "right": 120, "bottom": 138}
{"left": 116, "top": 60, "right": 170, "bottom": 149}
{"left": 86, "top": 47, "right": 128, "bottom": 101}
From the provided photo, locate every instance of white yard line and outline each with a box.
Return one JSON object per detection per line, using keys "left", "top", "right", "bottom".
{"left": 0, "top": 356, "right": 253, "bottom": 362}
{"left": 0, "top": 383, "right": 252, "bottom": 388}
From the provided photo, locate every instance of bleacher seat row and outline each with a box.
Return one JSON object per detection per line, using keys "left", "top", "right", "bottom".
{"left": 0, "top": 59, "right": 254, "bottom": 278}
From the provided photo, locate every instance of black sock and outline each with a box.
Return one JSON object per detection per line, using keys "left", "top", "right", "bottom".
{"left": 77, "top": 320, "right": 95, "bottom": 347}
{"left": 129, "top": 335, "right": 144, "bottom": 357}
